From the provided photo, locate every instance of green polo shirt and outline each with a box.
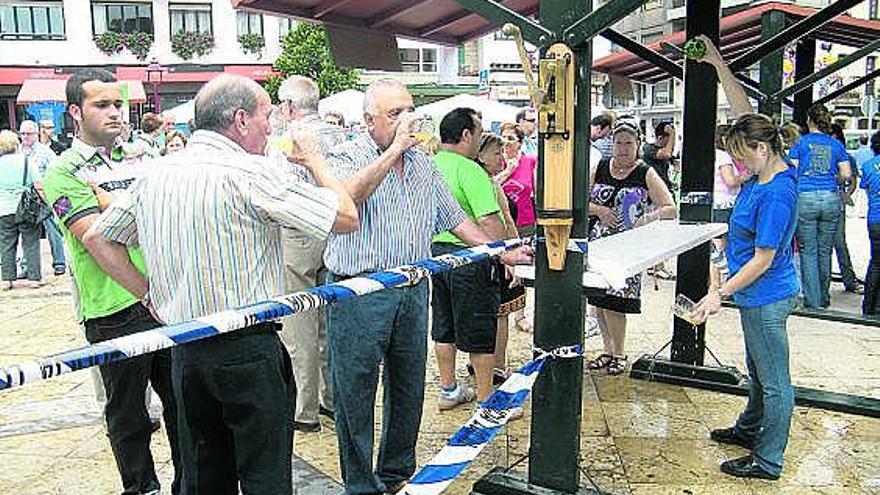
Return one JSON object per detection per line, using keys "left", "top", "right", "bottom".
{"left": 42, "top": 139, "right": 148, "bottom": 321}
{"left": 432, "top": 150, "right": 500, "bottom": 247}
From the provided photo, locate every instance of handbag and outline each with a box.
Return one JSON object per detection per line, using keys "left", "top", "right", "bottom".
{"left": 14, "top": 156, "right": 51, "bottom": 226}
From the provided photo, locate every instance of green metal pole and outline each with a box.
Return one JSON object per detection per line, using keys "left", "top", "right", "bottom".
{"left": 528, "top": 0, "right": 590, "bottom": 492}
{"left": 758, "top": 10, "right": 786, "bottom": 119}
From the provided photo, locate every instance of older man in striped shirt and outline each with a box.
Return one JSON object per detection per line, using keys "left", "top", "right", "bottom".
{"left": 324, "top": 79, "right": 529, "bottom": 495}
{"left": 275, "top": 75, "right": 346, "bottom": 433}
{"left": 84, "top": 74, "right": 358, "bottom": 495}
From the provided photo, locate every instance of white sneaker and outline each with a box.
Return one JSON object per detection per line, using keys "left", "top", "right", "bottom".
{"left": 438, "top": 384, "right": 476, "bottom": 411}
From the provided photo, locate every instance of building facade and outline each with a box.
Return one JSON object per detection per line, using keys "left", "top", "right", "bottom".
{"left": 0, "top": 0, "right": 290, "bottom": 131}
{"left": 597, "top": 0, "right": 879, "bottom": 139}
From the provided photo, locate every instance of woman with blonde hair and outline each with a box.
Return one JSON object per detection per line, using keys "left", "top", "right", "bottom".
{"left": 0, "top": 130, "right": 44, "bottom": 289}
{"left": 475, "top": 132, "right": 525, "bottom": 382}
{"left": 692, "top": 35, "right": 800, "bottom": 481}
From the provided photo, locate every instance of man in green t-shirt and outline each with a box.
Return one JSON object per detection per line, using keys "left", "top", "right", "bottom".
{"left": 41, "top": 68, "right": 180, "bottom": 495}
{"left": 431, "top": 107, "right": 511, "bottom": 411}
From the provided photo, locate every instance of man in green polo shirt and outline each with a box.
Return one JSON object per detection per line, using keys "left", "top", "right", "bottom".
{"left": 41, "top": 68, "right": 180, "bottom": 495}
{"left": 431, "top": 107, "right": 511, "bottom": 411}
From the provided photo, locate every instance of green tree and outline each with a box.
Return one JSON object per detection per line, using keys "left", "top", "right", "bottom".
{"left": 266, "top": 23, "right": 360, "bottom": 102}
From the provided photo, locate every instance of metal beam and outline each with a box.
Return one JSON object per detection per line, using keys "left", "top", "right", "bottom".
{"left": 452, "top": 0, "right": 554, "bottom": 46}
{"left": 601, "top": 29, "right": 683, "bottom": 80}
{"left": 672, "top": 0, "right": 720, "bottom": 366}
{"left": 773, "top": 37, "right": 880, "bottom": 101}
{"left": 419, "top": 10, "right": 475, "bottom": 37}
{"left": 730, "top": 0, "right": 863, "bottom": 73}
{"left": 793, "top": 38, "right": 816, "bottom": 127}
{"left": 758, "top": 9, "right": 786, "bottom": 119}
{"left": 563, "top": 0, "right": 646, "bottom": 48}
{"left": 815, "top": 67, "right": 880, "bottom": 106}
{"left": 369, "top": 0, "right": 432, "bottom": 29}
{"left": 311, "top": 0, "right": 356, "bottom": 18}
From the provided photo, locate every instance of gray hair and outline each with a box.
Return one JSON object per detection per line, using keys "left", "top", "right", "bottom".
{"left": 364, "top": 79, "right": 408, "bottom": 114}
{"left": 278, "top": 75, "right": 319, "bottom": 114}
{"left": 19, "top": 120, "right": 38, "bottom": 133}
{"left": 194, "top": 74, "right": 261, "bottom": 133}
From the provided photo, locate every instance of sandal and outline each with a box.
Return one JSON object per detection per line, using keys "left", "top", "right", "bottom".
{"left": 607, "top": 356, "right": 628, "bottom": 375}
{"left": 587, "top": 353, "right": 613, "bottom": 370}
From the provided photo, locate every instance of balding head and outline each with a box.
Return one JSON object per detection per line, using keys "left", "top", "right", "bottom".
{"left": 363, "top": 79, "right": 408, "bottom": 115}
{"left": 363, "top": 79, "right": 413, "bottom": 150}
{"left": 194, "top": 74, "right": 273, "bottom": 154}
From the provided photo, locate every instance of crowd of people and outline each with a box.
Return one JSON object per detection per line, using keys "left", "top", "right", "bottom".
{"left": 2, "top": 33, "right": 879, "bottom": 492}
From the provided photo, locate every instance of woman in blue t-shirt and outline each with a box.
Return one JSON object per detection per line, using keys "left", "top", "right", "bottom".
{"left": 692, "top": 36, "right": 800, "bottom": 482}
{"left": 860, "top": 131, "right": 880, "bottom": 314}
{"left": 788, "top": 104, "right": 851, "bottom": 308}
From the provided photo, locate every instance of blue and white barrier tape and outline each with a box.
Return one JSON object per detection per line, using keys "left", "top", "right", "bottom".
{"left": 403, "top": 344, "right": 584, "bottom": 495}
{"left": 0, "top": 239, "right": 524, "bottom": 391}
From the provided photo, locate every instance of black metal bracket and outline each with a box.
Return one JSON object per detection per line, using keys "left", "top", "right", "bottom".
{"left": 563, "top": 0, "right": 647, "bottom": 49}
{"left": 471, "top": 468, "right": 610, "bottom": 495}
{"left": 630, "top": 355, "right": 880, "bottom": 418}
{"left": 730, "top": 0, "right": 863, "bottom": 73}
{"left": 452, "top": 0, "right": 555, "bottom": 46}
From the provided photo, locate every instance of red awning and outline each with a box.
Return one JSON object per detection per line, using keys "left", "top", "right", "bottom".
{"left": 593, "top": 2, "right": 880, "bottom": 84}
{"left": 17, "top": 78, "right": 147, "bottom": 104}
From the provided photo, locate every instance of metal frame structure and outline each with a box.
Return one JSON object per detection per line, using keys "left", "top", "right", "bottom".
{"left": 625, "top": 0, "right": 880, "bottom": 420}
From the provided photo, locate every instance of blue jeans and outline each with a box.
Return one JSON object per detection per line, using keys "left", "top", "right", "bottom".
{"left": 326, "top": 274, "right": 428, "bottom": 495}
{"left": 796, "top": 190, "right": 840, "bottom": 308}
{"left": 735, "top": 295, "right": 796, "bottom": 476}
{"left": 44, "top": 216, "right": 65, "bottom": 269}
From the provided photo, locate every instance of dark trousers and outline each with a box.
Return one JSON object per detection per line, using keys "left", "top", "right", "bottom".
{"left": 833, "top": 210, "right": 858, "bottom": 290}
{"left": 84, "top": 303, "right": 181, "bottom": 495}
{"left": 326, "top": 273, "right": 428, "bottom": 495}
{"left": 0, "top": 213, "right": 41, "bottom": 281}
{"left": 863, "top": 223, "right": 880, "bottom": 315}
{"left": 172, "top": 324, "right": 294, "bottom": 495}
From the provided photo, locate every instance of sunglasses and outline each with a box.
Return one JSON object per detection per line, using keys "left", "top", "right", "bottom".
{"left": 521, "top": 117, "right": 536, "bottom": 123}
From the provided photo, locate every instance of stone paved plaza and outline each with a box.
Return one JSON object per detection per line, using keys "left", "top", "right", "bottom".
{"left": 0, "top": 224, "right": 878, "bottom": 495}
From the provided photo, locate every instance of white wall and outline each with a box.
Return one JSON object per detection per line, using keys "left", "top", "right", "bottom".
{"left": 0, "top": 0, "right": 284, "bottom": 66}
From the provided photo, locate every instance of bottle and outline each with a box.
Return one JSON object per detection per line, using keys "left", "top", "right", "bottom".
{"left": 683, "top": 38, "right": 707, "bottom": 60}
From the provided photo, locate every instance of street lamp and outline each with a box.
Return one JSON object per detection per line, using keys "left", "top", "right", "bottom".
{"left": 145, "top": 59, "right": 164, "bottom": 113}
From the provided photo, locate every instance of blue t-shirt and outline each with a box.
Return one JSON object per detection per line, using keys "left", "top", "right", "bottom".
{"left": 860, "top": 155, "right": 880, "bottom": 225}
{"left": 788, "top": 132, "right": 849, "bottom": 192}
{"left": 726, "top": 166, "right": 800, "bottom": 308}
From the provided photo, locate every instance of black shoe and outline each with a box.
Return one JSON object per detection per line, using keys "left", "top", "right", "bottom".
{"left": 710, "top": 426, "right": 754, "bottom": 450}
{"left": 149, "top": 418, "right": 161, "bottom": 434}
{"left": 53, "top": 266, "right": 66, "bottom": 276}
{"left": 720, "top": 454, "right": 779, "bottom": 480}
{"left": 384, "top": 480, "right": 407, "bottom": 494}
{"left": 319, "top": 405, "right": 335, "bottom": 421}
{"left": 293, "top": 421, "right": 321, "bottom": 433}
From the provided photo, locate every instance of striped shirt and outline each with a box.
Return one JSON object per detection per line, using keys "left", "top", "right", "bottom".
{"left": 324, "top": 133, "right": 467, "bottom": 276}
{"left": 95, "top": 130, "right": 339, "bottom": 324}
